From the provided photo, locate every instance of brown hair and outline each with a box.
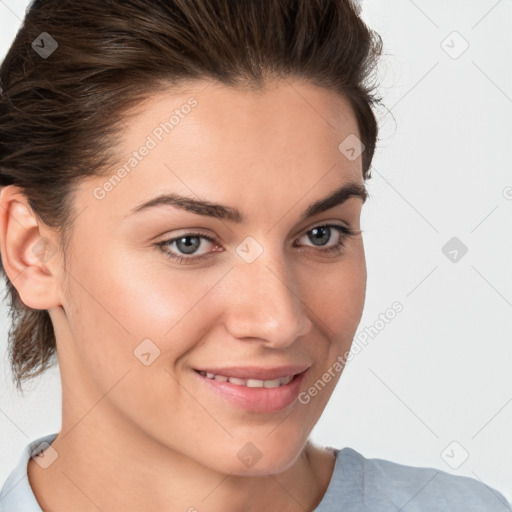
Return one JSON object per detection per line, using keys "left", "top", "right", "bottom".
{"left": 0, "top": 0, "right": 382, "bottom": 390}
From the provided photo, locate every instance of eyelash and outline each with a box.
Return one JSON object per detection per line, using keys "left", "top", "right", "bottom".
{"left": 155, "top": 224, "right": 357, "bottom": 265}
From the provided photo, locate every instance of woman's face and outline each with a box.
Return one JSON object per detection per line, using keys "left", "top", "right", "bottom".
{"left": 54, "top": 78, "right": 367, "bottom": 475}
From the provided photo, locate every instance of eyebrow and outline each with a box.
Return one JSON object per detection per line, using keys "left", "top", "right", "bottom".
{"left": 128, "top": 182, "right": 367, "bottom": 224}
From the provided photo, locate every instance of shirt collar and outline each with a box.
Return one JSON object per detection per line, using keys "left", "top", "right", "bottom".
{"left": 0, "top": 433, "right": 58, "bottom": 512}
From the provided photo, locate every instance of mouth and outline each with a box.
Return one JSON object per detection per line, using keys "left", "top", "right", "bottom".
{"left": 192, "top": 366, "right": 310, "bottom": 413}
{"left": 195, "top": 370, "right": 295, "bottom": 388}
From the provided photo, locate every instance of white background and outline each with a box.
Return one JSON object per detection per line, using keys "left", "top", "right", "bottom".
{"left": 1, "top": 0, "right": 511, "bottom": 505}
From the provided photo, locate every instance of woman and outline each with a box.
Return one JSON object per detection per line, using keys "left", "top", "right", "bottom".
{"left": 0, "top": 0, "right": 509, "bottom": 510}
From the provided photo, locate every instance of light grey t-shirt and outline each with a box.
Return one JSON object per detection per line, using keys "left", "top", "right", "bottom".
{"left": 0, "top": 433, "right": 510, "bottom": 511}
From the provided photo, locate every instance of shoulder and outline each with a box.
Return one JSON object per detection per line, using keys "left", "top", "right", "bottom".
{"left": 328, "top": 447, "right": 510, "bottom": 512}
{"left": 0, "top": 433, "right": 58, "bottom": 512}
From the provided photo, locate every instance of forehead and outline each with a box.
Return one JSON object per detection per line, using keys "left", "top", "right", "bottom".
{"left": 75, "top": 79, "right": 363, "bottom": 225}
{"left": 152, "top": 79, "right": 352, "bottom": 135}
{"left": 117, "top": 77, "right": 361, "bottom": 165}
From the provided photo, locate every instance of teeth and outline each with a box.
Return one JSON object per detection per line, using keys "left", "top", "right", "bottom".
{"left": 263, "top": 378, "right": 284, "bottom": 388}
{"left": 228, "top": 377, "right": 246, "bottom": 386}
{"left": 199, "top": 371, "right": 294, "bottom": 388}
{"left": 246, "top": 379, "right": 264, "bottom": 388}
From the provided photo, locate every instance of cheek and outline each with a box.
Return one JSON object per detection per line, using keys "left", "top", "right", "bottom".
{"left": 296, "top": 245, "right": 366, "bottom": 405}
{"left": 303, "top": 243, "right": 366, "bottom": 342}
{"left": 61, "top": 250, "right": 231, "bottom": 379}
{"left": 60, "top": 254, "right": 228, "bottom": 438}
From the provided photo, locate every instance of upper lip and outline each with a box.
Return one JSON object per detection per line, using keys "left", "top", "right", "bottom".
{"left": 193, "top": 364, "right": 310, "bottom": 380}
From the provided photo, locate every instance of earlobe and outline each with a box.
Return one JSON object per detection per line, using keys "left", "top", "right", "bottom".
{"left": 0, "top": 186, "right": 62, "bottom": 310}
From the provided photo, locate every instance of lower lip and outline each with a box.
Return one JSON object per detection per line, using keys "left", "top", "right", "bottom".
{"left": 193, "top": 369, "right": 308, "bottom": 413}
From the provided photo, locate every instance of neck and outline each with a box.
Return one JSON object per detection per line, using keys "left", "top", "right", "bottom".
{"left": 28, "top": 404, "right": 336, "bottom": 512}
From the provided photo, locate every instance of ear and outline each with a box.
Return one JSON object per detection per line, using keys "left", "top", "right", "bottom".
{"left": 0, "top": 185, "right": 63, "bottom": 310}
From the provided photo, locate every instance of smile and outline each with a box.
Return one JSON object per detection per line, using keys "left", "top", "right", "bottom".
{"left": 197, "top": 370, "right": 294, "bottom": 388}
{"left": 193, "top": 367, "right": 309, "bottom": 413}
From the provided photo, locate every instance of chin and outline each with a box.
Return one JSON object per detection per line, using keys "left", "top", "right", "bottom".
{"left": 228, "top": 458, "right": 298, "bottom": 477}
{"left": 224, "top": 439, "right": 305, "bottom": 477}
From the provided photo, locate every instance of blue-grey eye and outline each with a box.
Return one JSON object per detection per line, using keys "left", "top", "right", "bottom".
{"left": 175, "top": 235, "right": 201, "bottom": 254}
{"left": 308, "top": 226, "right": 331, "bottom": 246}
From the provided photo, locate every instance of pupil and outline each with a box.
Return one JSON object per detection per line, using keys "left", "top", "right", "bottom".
{"left": 177, "top": 236, "right": 200, "bottom": 254}
{"left": 309, "top": 226, "right": 330, "bottom": 246}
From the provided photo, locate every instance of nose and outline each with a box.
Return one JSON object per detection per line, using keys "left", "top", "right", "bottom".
{"left": 223, "top": 249, "right": 313, "bottom": 349}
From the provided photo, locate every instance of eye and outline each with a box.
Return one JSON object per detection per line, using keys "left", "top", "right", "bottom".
{"left": 295, "top": 224, "right": 354, "bottom": 252}
{"left": 155, "top": 233, "right": 219, "bottom": 265}
{"left": 155, "top": 224, "right": 357, "bottom": 265}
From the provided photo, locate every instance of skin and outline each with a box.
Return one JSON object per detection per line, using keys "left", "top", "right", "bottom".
{"left": 0, "top": 78, "right": 367, "bottom": 512}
